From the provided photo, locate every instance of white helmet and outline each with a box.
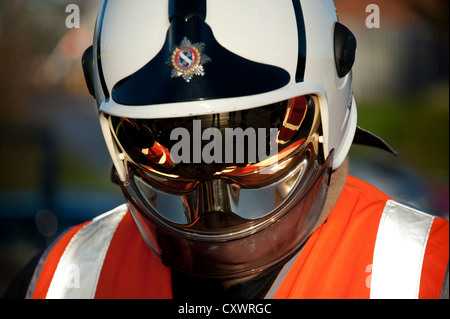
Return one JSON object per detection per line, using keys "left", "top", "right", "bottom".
{"left": 82, "top": 0, "right": 363, "bottom": 278}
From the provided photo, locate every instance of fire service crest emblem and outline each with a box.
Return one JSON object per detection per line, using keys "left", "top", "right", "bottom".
{"left": 167, "top": 37, "right": 211, "bottom": 82}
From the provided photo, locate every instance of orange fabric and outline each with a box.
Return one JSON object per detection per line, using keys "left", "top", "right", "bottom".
{"left": 274, "top": 175, "right": 391, "bottom": 298}
{"left": 419, "top": 217, "right": 449, "bottom": 299}
{"left": 32, "top": 222, "right": 88, "bottom": 299}
{"left": 94, "top": 212, "right": 172, "bottom": 299}
{"left": 274, "top": 175, "right": 449, "bottom": 299}
{"left": 31, "top": 176, "right": 448, "bottom": 299}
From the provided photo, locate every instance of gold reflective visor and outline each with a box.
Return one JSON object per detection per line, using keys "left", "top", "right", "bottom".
{"left": 109, "top": 95, "right": 321, "bottom": 192}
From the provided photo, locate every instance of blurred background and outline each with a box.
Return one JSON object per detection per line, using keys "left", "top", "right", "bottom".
{"left": 0, "top": 0, "right": 448, "bottom": 296}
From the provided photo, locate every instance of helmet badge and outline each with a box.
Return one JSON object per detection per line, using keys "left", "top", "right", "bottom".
{"left": 167, "top": 37, "right": 211, "bottom": 82}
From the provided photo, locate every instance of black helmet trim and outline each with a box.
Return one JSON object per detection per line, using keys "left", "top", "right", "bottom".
{"left": 110, "top": 5, "right": 292, "bottom": 106}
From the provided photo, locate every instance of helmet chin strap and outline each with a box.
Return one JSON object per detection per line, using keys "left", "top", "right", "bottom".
{"left": 353, "top": 126, "right": 398, "bottom": 156}
{"left": 312, "top": 155, "right": 349, "bottom": 233}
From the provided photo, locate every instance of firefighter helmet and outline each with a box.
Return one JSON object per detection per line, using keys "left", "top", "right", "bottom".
{"left": 83, "top": 0, "right": 358, "bottom": 278}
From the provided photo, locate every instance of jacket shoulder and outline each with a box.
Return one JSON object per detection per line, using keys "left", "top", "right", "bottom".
{"left": 26, "top": 204, "right": 129, "bottom": 299}
{"left": 371, "top": 198, "right": 449, "bottom": 299}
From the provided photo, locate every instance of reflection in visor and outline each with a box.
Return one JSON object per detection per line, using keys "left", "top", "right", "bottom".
{"left": 110, "top": 95, "right": 319, "bottom": 190}
{"left": 123, "top": 144, "right": 331, "bottom": 278}
{"left": 114, "top": 95, "right": 326, "bottom": 278}
{"left": 117, "top": 118, "right": 175, "bottom": 169}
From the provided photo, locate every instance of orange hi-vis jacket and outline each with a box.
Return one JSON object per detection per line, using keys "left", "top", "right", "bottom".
{"left": 27, "top": 176, "right": 449, "bottom": 299}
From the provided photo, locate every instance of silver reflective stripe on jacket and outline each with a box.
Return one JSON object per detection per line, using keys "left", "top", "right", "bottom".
{"left": 370, "top": 200, "right": 434, "bottom": 299}
{"left": 45, "top": 204, "right": 128, "bottom": 299}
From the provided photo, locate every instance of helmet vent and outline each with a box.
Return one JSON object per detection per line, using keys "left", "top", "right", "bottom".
{"left": 334, "top": 22, "right": 357, "bottom": 78}
{"left": 169, "top": 0, "right": 206, "bottom": 22}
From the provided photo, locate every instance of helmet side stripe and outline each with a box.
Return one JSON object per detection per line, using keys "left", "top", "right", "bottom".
{"left": 95, "top": 0, "right": 110, "bottom": 100}
{"left": 292, "top": 0, "right": 307, "bottom": 82}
